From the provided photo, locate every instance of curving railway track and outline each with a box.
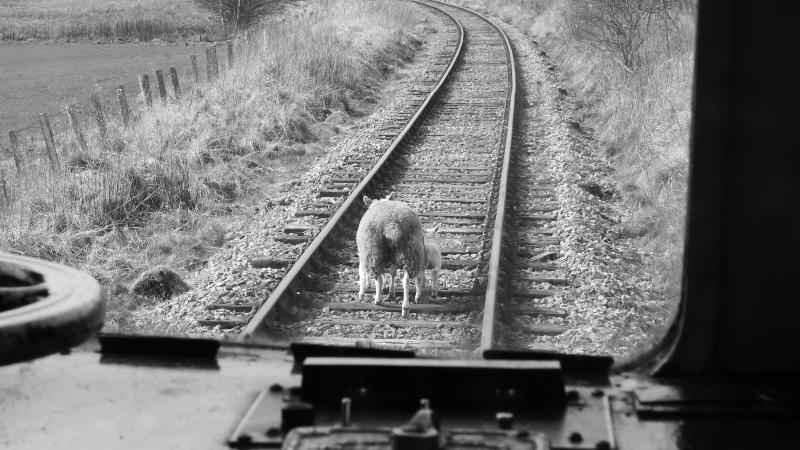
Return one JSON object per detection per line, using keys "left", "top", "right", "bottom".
{"left": 198, "top": 0, "right": 569, "bottom": 354}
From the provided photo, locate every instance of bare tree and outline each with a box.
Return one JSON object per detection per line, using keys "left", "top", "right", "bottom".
{"left": 566, "top": 0, "right": 683, "bottom": 73}
{"left": 196, "top": 0, "right": 272, "bottom": 36}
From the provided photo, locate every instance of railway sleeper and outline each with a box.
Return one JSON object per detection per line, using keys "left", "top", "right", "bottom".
{"left": 323, "top": 285, "right": 483, "bottom": 297}
{"left": 300, "top": 336, "right": 476, "bottom": 351}
{"left": 510, "top": 288, "right": 559, "bottom": 298}
{"left": 511, "top": 322, "right": 568, "bottom": 336}
{"left": 295, "top": 209, "right": 332, "bottom": 217}
{"left": 206, "top": 303, "right": 256, "bottom": 312}
{"left": 283, "top": 224, "right": 322, "bottom": 234}
{"left": 315, "top": 317, "right": 474, "bottom": 329}
{"left": 197, "top": 318, "right": 245, "bottom": 329}
{"left": 505, "top": 304, "right": 568, "bottom": 317}
{"left": 274, "top": 234, "right": 313, "bottom": 244}
{"left": 324, "top": 302, "right": 474, "bottom": 314}
{"left": 341, "top": 257, "right": 485, "bottom": 270}
{"left": 511, "top": 273, "right": 569, "bottom": 285}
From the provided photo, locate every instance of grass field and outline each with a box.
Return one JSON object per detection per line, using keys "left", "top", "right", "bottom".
{"left": 0, "top": 0, "right": 427, "bottom": 331}
{"left": 0, "top": 42, "right": 208, "bottom": 133}
{"left": 0, "top": 0, "right": 218, "bottom": 42}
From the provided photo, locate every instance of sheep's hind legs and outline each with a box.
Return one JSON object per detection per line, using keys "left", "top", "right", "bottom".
{"left": 414, "top": 272, "right": 424, "bottom": 303}
{"left": 373, "top": 272, "right": 384, "bottom": 305}
{"left": 357, "top": 262, "right": 367, "bottom": 302}
{"left": 401, "top": 271, "right": 411, "bottom": 318}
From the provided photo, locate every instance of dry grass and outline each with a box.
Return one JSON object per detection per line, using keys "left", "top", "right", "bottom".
{"left": 0, "top": 0, "right": 425, "bottom": 329}
{"left": 455, "top": 0, "right": 694, "bottom": 355}
{"left": 0, "top": 0, "right": 218, "bottom": 42}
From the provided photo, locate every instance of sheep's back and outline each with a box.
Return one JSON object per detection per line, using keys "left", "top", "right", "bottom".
{"left": 356, "top": 200, "right": 426, "bottom": 277}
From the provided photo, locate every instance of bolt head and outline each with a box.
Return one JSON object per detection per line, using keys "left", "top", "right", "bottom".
{"left": 568, "top": 432, "right": 583, "bottom": 444}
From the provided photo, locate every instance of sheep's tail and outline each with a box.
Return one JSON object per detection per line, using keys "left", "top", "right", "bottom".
{"left": 383, "top": 222, "right": 402, "bottom": 247}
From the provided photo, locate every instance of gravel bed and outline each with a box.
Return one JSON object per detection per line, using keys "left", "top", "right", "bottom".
{"left": 487, "top": 16, "right": 668, "bottom": 360}
{"left": 119, "top": 6, "right": 453, "bottom": 338}
{"left": 260, "top": 4, "right": 515, "bottom": 349}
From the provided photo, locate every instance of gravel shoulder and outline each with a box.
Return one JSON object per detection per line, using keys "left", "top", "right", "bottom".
{"left": 489, "top": 16, "right": 671, "bottom": 360}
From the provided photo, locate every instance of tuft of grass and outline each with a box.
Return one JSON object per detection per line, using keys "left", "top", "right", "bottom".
{"left": 0, "top": 0, "right": 427, "bottom": 331}
{"left": 0, "top": 0, "right": 219, "bottom": 42}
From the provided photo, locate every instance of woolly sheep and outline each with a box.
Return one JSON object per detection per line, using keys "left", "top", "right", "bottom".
{"left": 386, "top": 224, "right": 441, "bottom": 298}
{"left": 356, "top": 193, "right": 426, "bottom": 318}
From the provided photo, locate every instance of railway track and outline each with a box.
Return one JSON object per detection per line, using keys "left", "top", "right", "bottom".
{"left": 199, "top": 1, "right": 568, "bottom": 354}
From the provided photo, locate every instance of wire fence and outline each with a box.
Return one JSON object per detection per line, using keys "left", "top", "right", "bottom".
{"left": 0, "top": 39, "right": 242, "bottom": 176}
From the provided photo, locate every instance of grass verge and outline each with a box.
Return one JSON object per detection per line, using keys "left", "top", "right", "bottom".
{"left": 0, "top": 0, "right": 219, "bottom": 42}
{"left": 0, "top": 0, "right": 427, "bottom": 330}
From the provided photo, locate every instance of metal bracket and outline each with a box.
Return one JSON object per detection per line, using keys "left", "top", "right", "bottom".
{"left": 227, "top": 357, "right": 615, "bottom": 449}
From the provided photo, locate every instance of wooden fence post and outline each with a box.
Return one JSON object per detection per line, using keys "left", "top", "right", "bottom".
{"left": 227, "top": 40, "right": 234, "bottom": 69}
{"left": 169, "top": 67, "right": 181, "bottom": 101}
{"left": 155, "top": 69, "right": 167, "bottom": 103}
{"left": 117, "top": 86, "right": 130, "bottom": 126}
{"left": 138, "top": 74, "right": 153, "bottom": 107}
{"left": 90, "top": 93, "right": 107, "bottom": 140}
{"left": 206, "top": 45, "right": 219, "bottom": 81}
{"left": 190, "top": 55, "right": 200, "bottom": 84}
{"left": 65, "top": 105, "right": 88, "bottom": 153}
{"left": 38, "top": 113, "right": 61, "bottom": 172}
{"left": 7, "top": 130, "right": 23, "bottom": 174}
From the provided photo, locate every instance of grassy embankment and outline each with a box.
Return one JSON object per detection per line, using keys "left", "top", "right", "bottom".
{"left": 0, "top": 0, "right": 218, "bottom": 42}
{"left": 459, "top": 0, "right": 695, "bottom": 350}
{"left": 0, "top": 0, "right": 425, "bottom": 329}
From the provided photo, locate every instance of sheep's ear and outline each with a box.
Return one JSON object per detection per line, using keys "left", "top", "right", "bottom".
{"left": 385, "top": 192, "right": 394, "bottom": 201}
{"left": 363, "top": 196, "right": 373, "bottom": 206}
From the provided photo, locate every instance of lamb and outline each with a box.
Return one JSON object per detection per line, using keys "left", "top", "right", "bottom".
{"left": 386, "top": 224, "right": 441, "bottom": 298}
{"left": 356, "top": 193, "right": 426, "bottom": 318}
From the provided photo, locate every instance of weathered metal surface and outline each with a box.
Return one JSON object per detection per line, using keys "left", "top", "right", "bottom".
{"left": 0, "top": 252, "right": 104, "bottom": 365}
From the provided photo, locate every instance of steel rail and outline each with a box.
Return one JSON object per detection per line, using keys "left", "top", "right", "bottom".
{"left": 430, "top": 2, "right": 517, "bottom": 352}
{"left": 237, "top": 3, "right": 466, "bottom": 341}
{"left": 425, "top": 0, "right": 518, "bottom": 352}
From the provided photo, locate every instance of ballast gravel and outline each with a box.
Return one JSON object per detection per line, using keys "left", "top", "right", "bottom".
{"left": 487, "top": 16, "right": 670, "bottom": 360}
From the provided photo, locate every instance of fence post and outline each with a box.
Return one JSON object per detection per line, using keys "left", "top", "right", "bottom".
{"left": 65, "top": 105, "right": 88, "bottom": 153}
{"left": 117, "top": 86, "right": 130, "bottom": 126}
{"left": 38, "top": 113, "right": 61, "bottom": 172}
{"left": 206, "top": 45, "right": 219, "bottom": 81}
{"left": 190, "top": 55, "right": 200, "bottom": 84}
{"left": 7, "top": 130, "right": 23, "bottom": 174}
{"left": 155, "top": 69, "right": 168, "bottom": 103}
{"left": 227, "top": 40, "right": 234, "bottom": 69}
{"left": 169, "top": 67, "right": 182, "bottom": 101}
{"left": 90, "top": 93, "right": 108, "bottom": 140}
{"left": 138, "top": 74, "right": 153, "bottom": 107}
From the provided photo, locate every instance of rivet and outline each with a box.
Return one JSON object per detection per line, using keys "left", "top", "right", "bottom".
{"left": 265, "top": 427, "right": 281, "bottom": 438}
{"left": 269, "top": 383, "right": 284, "bottom": 393}
{"left": 595, "top": 440, "right": 611, "bottom": 450}
{"left": 288, "top": 386, "right": 302, "bottom": 397}
{"left": 341, "top": 397, "right": 352, "bottom": 427}
{"left": 566, "top": 390, "right": 580, "bottom": 401}
{"left": 496, "top": 412, "right": 514, "bottom": 430}
{"left": 591, "top": 388, "right": 605, "bottom": 397}
{"left": 237, "top": 433, "right": 253, "bottom": 443}
{"left": 569, "top": 432, "right": 583, "bottom": 444}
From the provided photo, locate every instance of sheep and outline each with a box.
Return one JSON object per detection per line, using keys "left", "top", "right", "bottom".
{"left": 386, "top": 224, "right": 441, "bottom": 298}
{"left": 356, "top": 193, "right": 426, "bottom": 318}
